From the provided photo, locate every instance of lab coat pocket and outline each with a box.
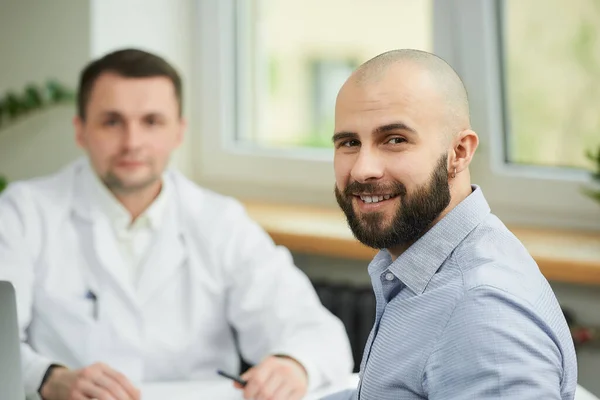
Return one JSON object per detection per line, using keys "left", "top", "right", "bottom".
{"left": 32, "top": 290, "right": 99, "bottom": 366}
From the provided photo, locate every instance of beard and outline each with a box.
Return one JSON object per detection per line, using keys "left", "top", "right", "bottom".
{"left": 335, "top": 154, "right": 451, "bottom": 250}
{"left": 101, "top": 157, "right": 160, "bottom": 195}
{"left": 102, "top": 169, "right": 159, "bottom": 194}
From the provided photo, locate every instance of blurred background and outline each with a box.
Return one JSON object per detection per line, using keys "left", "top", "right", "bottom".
{"left": 1, "top": 0, "right": 599, "bottom": 395}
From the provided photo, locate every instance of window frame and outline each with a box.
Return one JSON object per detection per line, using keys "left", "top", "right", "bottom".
{"left": 445, "top": 0, "right": 600, "bottom": 229}
{"left": 194, "top": 0, "right": 337, "bottom": 203}
{"left": 194, "top": 0, "right": 600, "bottom": 228}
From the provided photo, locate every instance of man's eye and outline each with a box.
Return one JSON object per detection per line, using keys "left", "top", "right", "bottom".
{"left": 146, "top": 117, "right": 158, "bottom": 126}
{"left": 341, "top": 140, "right": 360, "bottom": 147}
{"left": 104, "top": 119, "right": 120, "bottom": 127}
{"left": 387, "top": 137, "right": 406, "bottom": 144}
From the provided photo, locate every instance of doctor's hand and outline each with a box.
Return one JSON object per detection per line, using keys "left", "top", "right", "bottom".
{"left": 40, "top": 362, "right": 141, "bottom": 400}
{"left": 235, "top": 355, "right": 308, "bottom": 400}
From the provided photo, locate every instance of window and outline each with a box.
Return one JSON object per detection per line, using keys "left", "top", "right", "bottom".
{"left": 196, "top": 0, "right": 600, "bottom": 228}
{"left": 309, "top": 59, "right": 357, "bottom": 149}
{"left": 195, "top": 0, "right": 435, "bottom": 198}
{"left": 234, "top": 0, "right": 432, "bottom": 151}
{"left": 450, "top": 0, "right": 600, "bottom": 229}
{"left": 501, "top": 0, "right": 600, "bottom": 169}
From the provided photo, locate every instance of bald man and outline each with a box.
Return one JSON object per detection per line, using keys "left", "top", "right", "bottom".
{"left": 326, "top": 49, "right": 577, "bottom": 399}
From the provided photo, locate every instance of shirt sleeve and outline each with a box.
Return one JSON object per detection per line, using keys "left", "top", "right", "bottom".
{"left": 219, "top": 200, "right": 354, "bottom": 391}
{"left": 0, "top": 185, "right": 57, "bottom": 398}
{"left": 423, "top": 285, "right": 569, "bottom": 400}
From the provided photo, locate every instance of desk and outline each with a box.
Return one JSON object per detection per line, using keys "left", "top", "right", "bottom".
{"left": 141, "top": 378, "right": 600, "bottom": 400}
{"left": 141, "top": 374, "right": 359, "bottom": 400}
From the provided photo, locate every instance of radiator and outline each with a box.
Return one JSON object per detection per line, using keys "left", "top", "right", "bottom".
{"left": 312, "top": 281, "right": 376, "bottom": 373}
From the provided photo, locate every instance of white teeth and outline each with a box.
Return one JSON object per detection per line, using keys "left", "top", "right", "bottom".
{"left": 360, "top": 195, "right": 373, "bottom": 203}
{"left": 359, "top": 195, "right": 393, "bottom": 203}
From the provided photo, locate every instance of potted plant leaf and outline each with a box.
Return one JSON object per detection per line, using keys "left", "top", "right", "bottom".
{"left": 0, "top": 79, "right": 74, "bottom": 194}
{"left": 0, "top": 175, "right": 7, "bottom": 193}
{"left": 0, "top": 79, "right": 74, "bottom": 130}
{"left": 582, "top": 144, "right": 600, "bottom": 204}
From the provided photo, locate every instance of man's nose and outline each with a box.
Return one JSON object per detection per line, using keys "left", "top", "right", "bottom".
{"left": 122, "top": 123, "right": 145, "bottom": 149}
{"left": 350, "top": 148, "right": 385, "bottom": 183}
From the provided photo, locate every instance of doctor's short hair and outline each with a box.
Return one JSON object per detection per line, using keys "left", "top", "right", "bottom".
{"left": 76, "top": 48, "right": 183, "bottom": 120}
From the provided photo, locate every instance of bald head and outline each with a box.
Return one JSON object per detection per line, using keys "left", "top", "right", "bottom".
{"left": 333, "top": 50, "right": 480, "bottom": 251}
{"left": 347, "top": 49, "right": 471, "bottom": 134}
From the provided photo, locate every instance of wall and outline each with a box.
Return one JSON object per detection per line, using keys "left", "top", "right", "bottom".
{"left": 0, "top": 0, "right": 90, "bottom": 181}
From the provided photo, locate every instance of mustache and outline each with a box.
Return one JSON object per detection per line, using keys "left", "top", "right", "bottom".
{"left": 342, "top": 181, "right": 407, "bottom": 197}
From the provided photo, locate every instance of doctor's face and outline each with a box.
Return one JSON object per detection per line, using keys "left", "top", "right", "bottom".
{"left": 74, "top": 72, "right": 185, "bottom": 194}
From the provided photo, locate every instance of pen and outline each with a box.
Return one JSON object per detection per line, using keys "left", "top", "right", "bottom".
{"left": 85, "top": 290, "right": 98, "bottom": 320}
{"left": 216, "top": 369, "right": 247, "bottom": 387}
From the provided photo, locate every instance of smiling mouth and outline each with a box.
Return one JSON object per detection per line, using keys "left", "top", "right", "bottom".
{"left": 355, "top": 194, "right": 399, "bottom": 204}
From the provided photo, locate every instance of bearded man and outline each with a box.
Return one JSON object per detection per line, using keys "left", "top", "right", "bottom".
{"left": 326, "top": 49, "right": 577, "bottom": 400}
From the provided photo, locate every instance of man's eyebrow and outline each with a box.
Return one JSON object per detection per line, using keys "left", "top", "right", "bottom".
{"left": 332, "top": 131, "right": 358, "bottom": 143}
{"left": 98, "top": 110, "right": 167, "bottom": 118}
{"left": 374, "top": 122, "right": 417, "bottom": 135}
{"left": 332, "top": 122, "right": 417, "bottom": 143}
{"left": 99, "top": 110, "right": 122, "bottom": 117}
{"left": 142, "top": 111, "right": 168, "bottom": 119}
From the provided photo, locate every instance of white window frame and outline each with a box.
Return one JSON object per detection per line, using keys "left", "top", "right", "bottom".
{"left": 446, "top": 0, "right": 600, "bottom": 229}
{"left": 194, "top": 0, "right": 338, "bottom": 204}
{"left": 194, "top": 0, "right": 600, "bottom": 228}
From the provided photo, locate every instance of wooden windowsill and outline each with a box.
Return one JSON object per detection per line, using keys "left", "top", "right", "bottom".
{"left": 243, "top": 201, "right": 600, "bottom": 287}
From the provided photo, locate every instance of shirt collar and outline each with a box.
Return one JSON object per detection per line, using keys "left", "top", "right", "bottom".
{"left": 368, "top": 185, "right": 491, "bottom": 295}
{"left": 85, "top": 160, "right": 170, "bottom": 231}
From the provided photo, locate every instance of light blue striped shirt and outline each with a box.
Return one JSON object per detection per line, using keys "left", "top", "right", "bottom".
{"left": 325, "top": 185, "right": 577, "bottom": 399}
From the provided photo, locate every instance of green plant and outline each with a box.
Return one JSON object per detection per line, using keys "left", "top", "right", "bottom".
{"left": 0, "top": 79, "right": 74, "bottom": 191}
{"left": 582, "top": 144, "right": 600, "bottom": 204}
{"left": 0, "top": 79, "right": 75, "bottom": 130}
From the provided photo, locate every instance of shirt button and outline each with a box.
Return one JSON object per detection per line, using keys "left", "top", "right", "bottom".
{"left": 385, "top": 272, "right": 395, "bottom": 281}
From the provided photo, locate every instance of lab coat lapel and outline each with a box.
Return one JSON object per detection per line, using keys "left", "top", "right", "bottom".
{"left": 137, "top": 201, "right": 187, "bottom": 305}
{"left": 70, "top": 212, "right": 138, "bottom": 308}
{"left": 71, "top": 168, "right": 138, "bottom": 309}
{"left": 93, "top": 219, "right": 137, "bottom": 298}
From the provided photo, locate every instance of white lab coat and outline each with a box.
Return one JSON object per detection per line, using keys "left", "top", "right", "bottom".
{"left": 0, "top": 158, "right": 353, "bottom": 398}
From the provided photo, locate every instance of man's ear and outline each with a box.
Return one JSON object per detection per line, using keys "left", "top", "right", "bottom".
{"left": 175, "top": 117, "right": 187, "bottom": 147}
{"left": 450, "top": 129, "right": 479, "bottom": 174}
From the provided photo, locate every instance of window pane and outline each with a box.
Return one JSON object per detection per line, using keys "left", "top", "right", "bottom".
{"left": 235, "top": 0, "right": 433, "bottom": 150}
{"left": 502, "top": 0, "right": 600, "bottom": 169}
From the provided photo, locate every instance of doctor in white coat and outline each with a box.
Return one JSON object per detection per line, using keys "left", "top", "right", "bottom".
{"left": 0, "top": 48, "right": 353, "bottom": 400}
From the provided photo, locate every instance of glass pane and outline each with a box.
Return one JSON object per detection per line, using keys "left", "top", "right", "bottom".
{"left": 235, "top": 0, "right": 433, "bottom": 150}
{"left": 502, "top": 0, "right": 600, "bottom": 169}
